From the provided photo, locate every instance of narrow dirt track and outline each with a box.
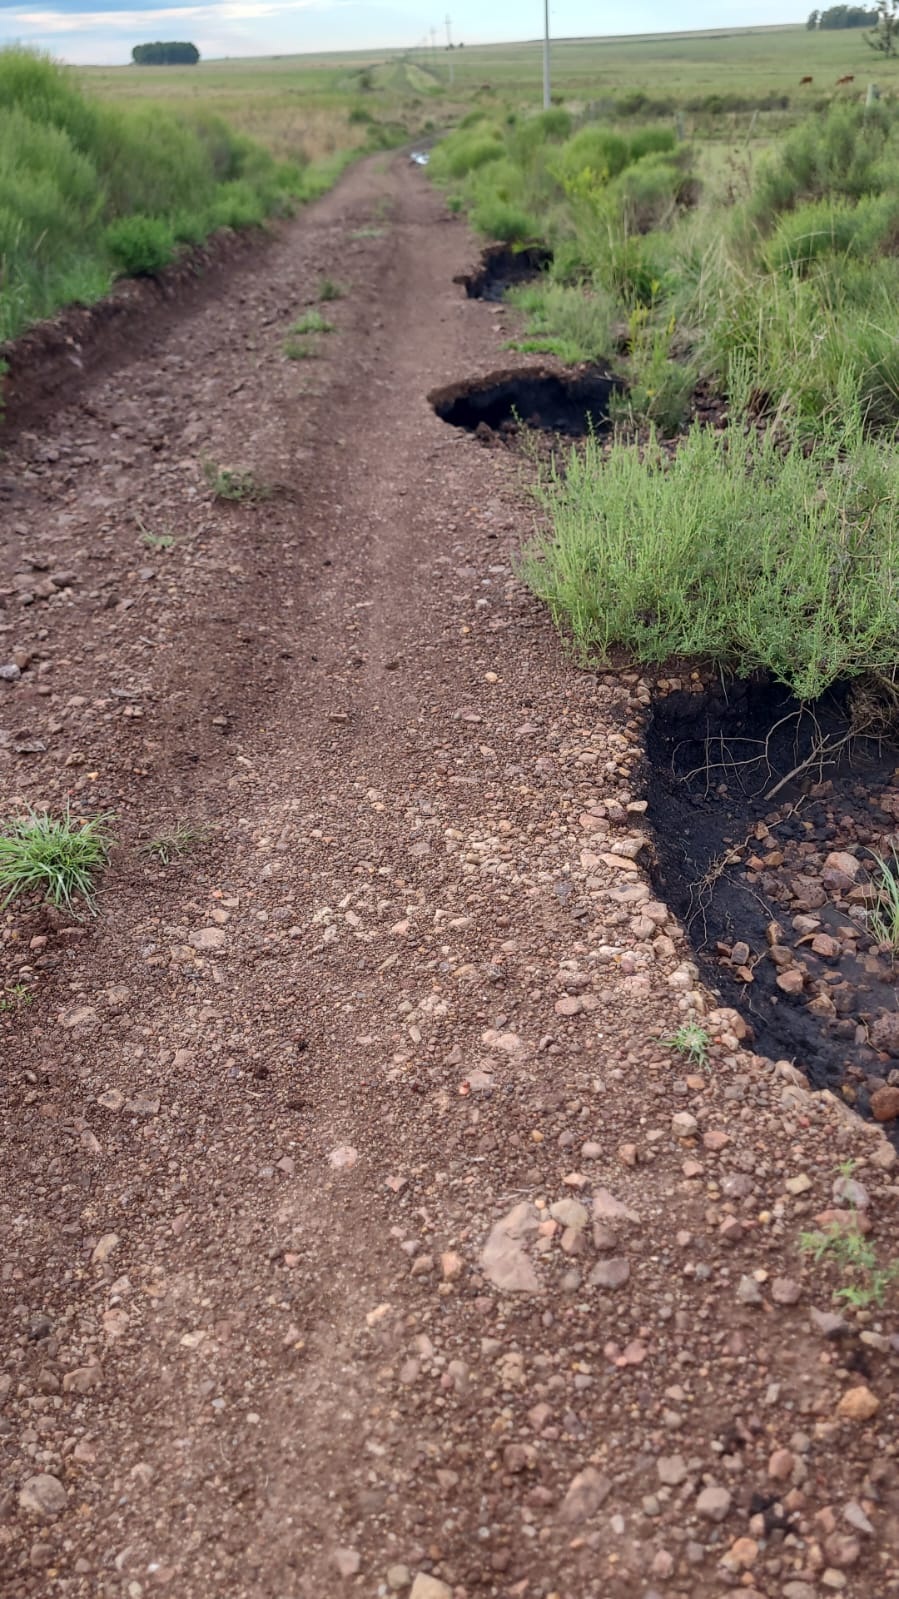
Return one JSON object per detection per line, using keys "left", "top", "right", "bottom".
{"left": 1, "top": 156, "right": 898, "bottom": 1599}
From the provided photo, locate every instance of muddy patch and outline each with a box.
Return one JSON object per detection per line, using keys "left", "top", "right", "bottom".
{"left": 645, "top": 676, "right": 899, "bottom": 1138}
{"left": 430, "top": 365, "right": 617, "bottom": 439}
{"left": 456, "top": 244, "right": 552, "bottom": 303}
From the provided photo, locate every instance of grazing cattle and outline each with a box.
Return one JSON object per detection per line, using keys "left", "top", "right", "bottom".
{"left": 836, "top": 73, "right": 855, "bottom": 85}
{"left": 799, "top": 75, "right": 813, "bottom": 84}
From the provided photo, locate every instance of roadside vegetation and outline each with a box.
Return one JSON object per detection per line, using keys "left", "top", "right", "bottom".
{"left": 0, "top": 807, "right": 112, "bottom": 915}
{"left": 432, "top": 77, "right": 899, "bottom": 700}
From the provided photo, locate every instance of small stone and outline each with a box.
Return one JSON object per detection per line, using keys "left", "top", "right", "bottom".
{"left": 189, "top": 926, "right": 226, "bottom": 950}
{"left": 481, "top": 1202, "right": 541, "bottom": 1294}
{"left": 96, "top": 1089, "right": 125, "bottom": 1112}
{"left": 836, "top": 1385, "right": 879, "bottom": 1421}
{"left": 592, "top": 1190, "right": 639, "bottom": 1226}
{"left": 440, "top": 1251, "right": 463, "bottom": 1281}
{"left": 334, "top": 1548, "right": 360, "bottom": 1578}
{"left": 772, "top": 1276, "right": 802, "bottom": 1306}
{"left": 328, "top": 1145, "right": 358, "bottom": 1170}
{"left": 696, "top": 1484, "right": 732, "bottom": 1522}
{"left": 824, "top": 850, "right": 860, "bottom": 881}
{"left": 91, "top": 1233, "right": 120, "bottom": 1266}
{"left": 832, "top": 1176, "right": 870, "bottom": 1209}
{"left": 588, "top": 1257, "right": 630, "bottom": 1289}
{"left": 737, "top": 1274, "right": 762, "bottom": 1306}
{"left": 550, "top": 1198, "right": 588, "bottom": 1231}
{"left": 410, "top": 1577, "right": 452, "bottom": 1599}
{"left": 783, "top": 1584, "right": 818, "bottom": 1599}
{"left": 672, "top": 1112, "right": 698, "bottom": 1138}
{"left": 62, "top": 1364, "right": 102, "bottom": 1394}
{"left": 657, "top": 1454, "right": 687, "bottom": 1486}
{"left": 871, "top": 1085, "right": 899, "bottom": 1122}
{"left": 785, "top": 1173, "right": 812, "bottom": 1195}
{"left": 811, "top": 1308, "right": 848, "bottom": 1339}
{"left": 768, "top": 1449, "right": 795, "bottom": 1481}
{"left": 19, "top": 1475, "right": 67, "bottom": 1518}
{"left": 842, "top": 1500, "right": 874, "bottom": 1536}
{"left": 721, "top": 1536, "right": 759, "bottom": 1571}
{"left": 559, "top": 1465, "right": 611, "bottom": 1522}
{"left": 776, "top": 968, "right": 806, "bottom": 995}
{"left": 387, "top": 1567, "right": 411, "bottom": 1592}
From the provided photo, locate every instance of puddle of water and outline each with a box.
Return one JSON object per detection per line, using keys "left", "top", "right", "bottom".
{"left": 645, "top": 676, "right": 899, "bottom": 1143}
{"left": 457, "top": 245, "right": 553, "bottom": 304}
{"left": 429, "top": 366, "right": 617, "bottom": 439}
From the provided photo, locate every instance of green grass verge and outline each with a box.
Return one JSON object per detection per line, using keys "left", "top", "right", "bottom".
{"left": 524, "top": 399, "right": 899, "bottom": 701}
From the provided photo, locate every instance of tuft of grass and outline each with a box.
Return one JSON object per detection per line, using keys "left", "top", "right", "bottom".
{"left": 318, "top": 276, "right": 344, "bottom": 301}
{"left": 0, "top": 806, "right": 113, "bottom": 915}
{"left": 202, "top": 460, "right": 270, "bottom": 502}
{"left": 661, "top": 1020, "right": 710, "bottom": 1069}
{"left": 350, "top": 225, "right": 385, "bottom": 239}
{"left": 290, "top": 309, "right": 334, "bottom": 335}
{"left": 0, "top": 982, "right": 33, "bottom": 1013}
{"left": 142, "top": 822, "right": 209, "bottom": 865}
{"left": 284, "top": 338, "right": 317, "bottom": 360}
{"left": 867, "top": 849, "right": 899, "bottom": 950}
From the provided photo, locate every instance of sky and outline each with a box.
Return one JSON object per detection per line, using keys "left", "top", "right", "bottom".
{"left": 0, "top": 0, "right": 801, "bottom": 66}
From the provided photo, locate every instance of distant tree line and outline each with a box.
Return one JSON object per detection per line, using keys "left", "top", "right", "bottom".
{"left": 807, "top": 6, "right": 878, "bottom": 25}
{"left": 131, "top": 42, "right": 200, "bottom": 65}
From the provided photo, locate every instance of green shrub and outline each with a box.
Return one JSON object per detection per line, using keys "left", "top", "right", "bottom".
{"left": 471, "top": 197, "right": 539, "bottom": 242}
{"left": 104, "top": 215, "right": 175, "bottom": 275}
{"left": 525, "top": 399, "right": 899, "bottom": 700}
{"left": 507, "top": 279, "right": 615, "bottom": 364}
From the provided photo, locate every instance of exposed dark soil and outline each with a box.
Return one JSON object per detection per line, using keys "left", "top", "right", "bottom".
{"left": 429, "top": 363, "right": 617, "bottom": 437}
{"left": 647, "top": 676, "right": 899, "bottom": 1141}
{"left": 456, "top": 243, "right": 552, "bottom": 302}
{"left": 0, "top": 155, "right": 897, "bottom": 1599}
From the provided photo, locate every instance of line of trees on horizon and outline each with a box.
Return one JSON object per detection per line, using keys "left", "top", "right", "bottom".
{"left": 807, "top": 5, "right": 878, "bottom": 23}
{"left": 131, "top": 42, "right": 200, "bottom": 66}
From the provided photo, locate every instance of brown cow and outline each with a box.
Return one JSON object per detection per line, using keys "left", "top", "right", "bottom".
{"left": 836, "top": 73, "right": 855, "bottom": 85}
{"left": 799, "top": 75, "right": 813, "bottom": 84}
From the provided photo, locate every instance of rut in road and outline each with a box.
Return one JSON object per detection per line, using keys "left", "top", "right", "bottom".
{"left": 2, "top": 155, "right": 898, "bottom": 1599}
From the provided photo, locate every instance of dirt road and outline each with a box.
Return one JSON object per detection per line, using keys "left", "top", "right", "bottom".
{"left": 1, "top": 156, "right": 898, "bottom": 1599}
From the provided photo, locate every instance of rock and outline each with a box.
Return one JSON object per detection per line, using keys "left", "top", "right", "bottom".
{"left": 737, "top": 1274, "right": 762, "bottom": 1305}
{"left": 62, "top": 1364, "right": 102, "bottom": 1394}
{"left": 592, "top": 1188, "right": 639, "bottom": 1224}
{"left": 870, "top": 1015, "right": 899, "bottom": 1057}
{"left": 832, "top": 1176, "right": 870, "bottom": 1209}
{"left": 696, "top": 1484, "right": 732, "bottom": 1522}
{"left": 672, "top": 1112, "right": 698, "bottom": 1138}
{"left": 871, "top": 1085, "right": 899, "bottom": 1122}
{"left": 189, "top": 927, "right": 226, "bottom": 950}
{"left": 771, "top": 1276, "right": 802, "bottom": 1306}
{"left": 588, "top": 1257, "right": 630, "bottom": 1289}
{"left": 19, "top": 1475, "right": 66, "bottom": 1518}
{"left": 410, "top": 1577, "right": 451, "bottom": 1599}
{"left": 843, "top": 1500, "right": 874, "bottom": 1536}
{"left": 549, "top": 1199, "right": 588, "bottom": 1231}
{"left": 328, "top": 1146, "right": 358, "bottom": 1170}
{"left": 559, "top": 1465, "right": 611, "bottom": 1522}
{"left": 783, "top": 1584, "right": 818, "bottom": 1599}
{"left": 657, "top": 1454, "right": 687, "bottom": 1486}
{"left": 0, "top": 662, "right": 21, "bottom": 682}
{"left": 768, "top": 1449, "right": 795, "bottom": 1481}
{"left": 91, "top": 1233, "right": 120, "bottom": 1265}
{"left": 440, "top": 1251, "right": 463, "bottom": 1281}
{"left": 481, "top": 1202, "right": 541, "bottom": 1294}
{"left": 334, "top": 1548, "right": 360, "bottom": 1577}
{"left": 811, "top": 933, "right": 841, "bottom": 959}
{"left": 811, "top": 1308, "right": 848, "bottom": 1339}
{"left": 836, "top": 1386, "right": 879, "bottom": 1421}
{"left": 720, "top": 1537, "right": 758, "bottom": 1571}
{"left": 387, "top": 1567, "right": 411, "bottom": 1591}
{"left": 776, "top": 969, "right": 806, "bottom": 996}
{"left": 825, "top": 850, "right": 860, "bottom": 881}
{"left": 785, "top": 1173, "right": 812, "bottom": 1195}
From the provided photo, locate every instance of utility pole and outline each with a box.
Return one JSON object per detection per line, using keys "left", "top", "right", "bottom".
{"left": 543, "top": 0, "right": 551, "bottom": 109}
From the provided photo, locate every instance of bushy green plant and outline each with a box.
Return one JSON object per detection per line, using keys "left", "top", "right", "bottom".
{"left": 507, "top": 279, "right": 616, "bottom": 364}
{"left": 525, "top": 395, "right": 899, "bottom": 700}
{"left": 105, "top": 215, "right": 175, "bottom": 275}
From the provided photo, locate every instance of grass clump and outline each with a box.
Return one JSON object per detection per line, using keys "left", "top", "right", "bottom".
{"left": 318, "top": 276, "right": 344, "bottom": 301}
{"left": 867, "top": 850, "right": 899, "bottom": 950}
{"left": 661, "top": 1021, "right": 710, "bottom": 1069}
{"left": 202, "top": 460, "right": 269, "bottom": 501}
{"left": 291, "top": 309, "right": 334, "bottom": 335}
{"left": 284, "top": 338, "right": 317, "bottom": 360}
{"left": 507, "top": 279, "right": 616, "bottom": 365}
{"left": 142, "top": 822, "right": 209, "bottom": 865}
{"left": 525, "top": 397, "right": 899, "bottom": 701}
{"left": 0, "top": 807, "right": 112, "bottom": 915}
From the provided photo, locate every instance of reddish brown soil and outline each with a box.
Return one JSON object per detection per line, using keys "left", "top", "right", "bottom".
{"left": 1, "top": 155, "right": 898, "bottom": 1599}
